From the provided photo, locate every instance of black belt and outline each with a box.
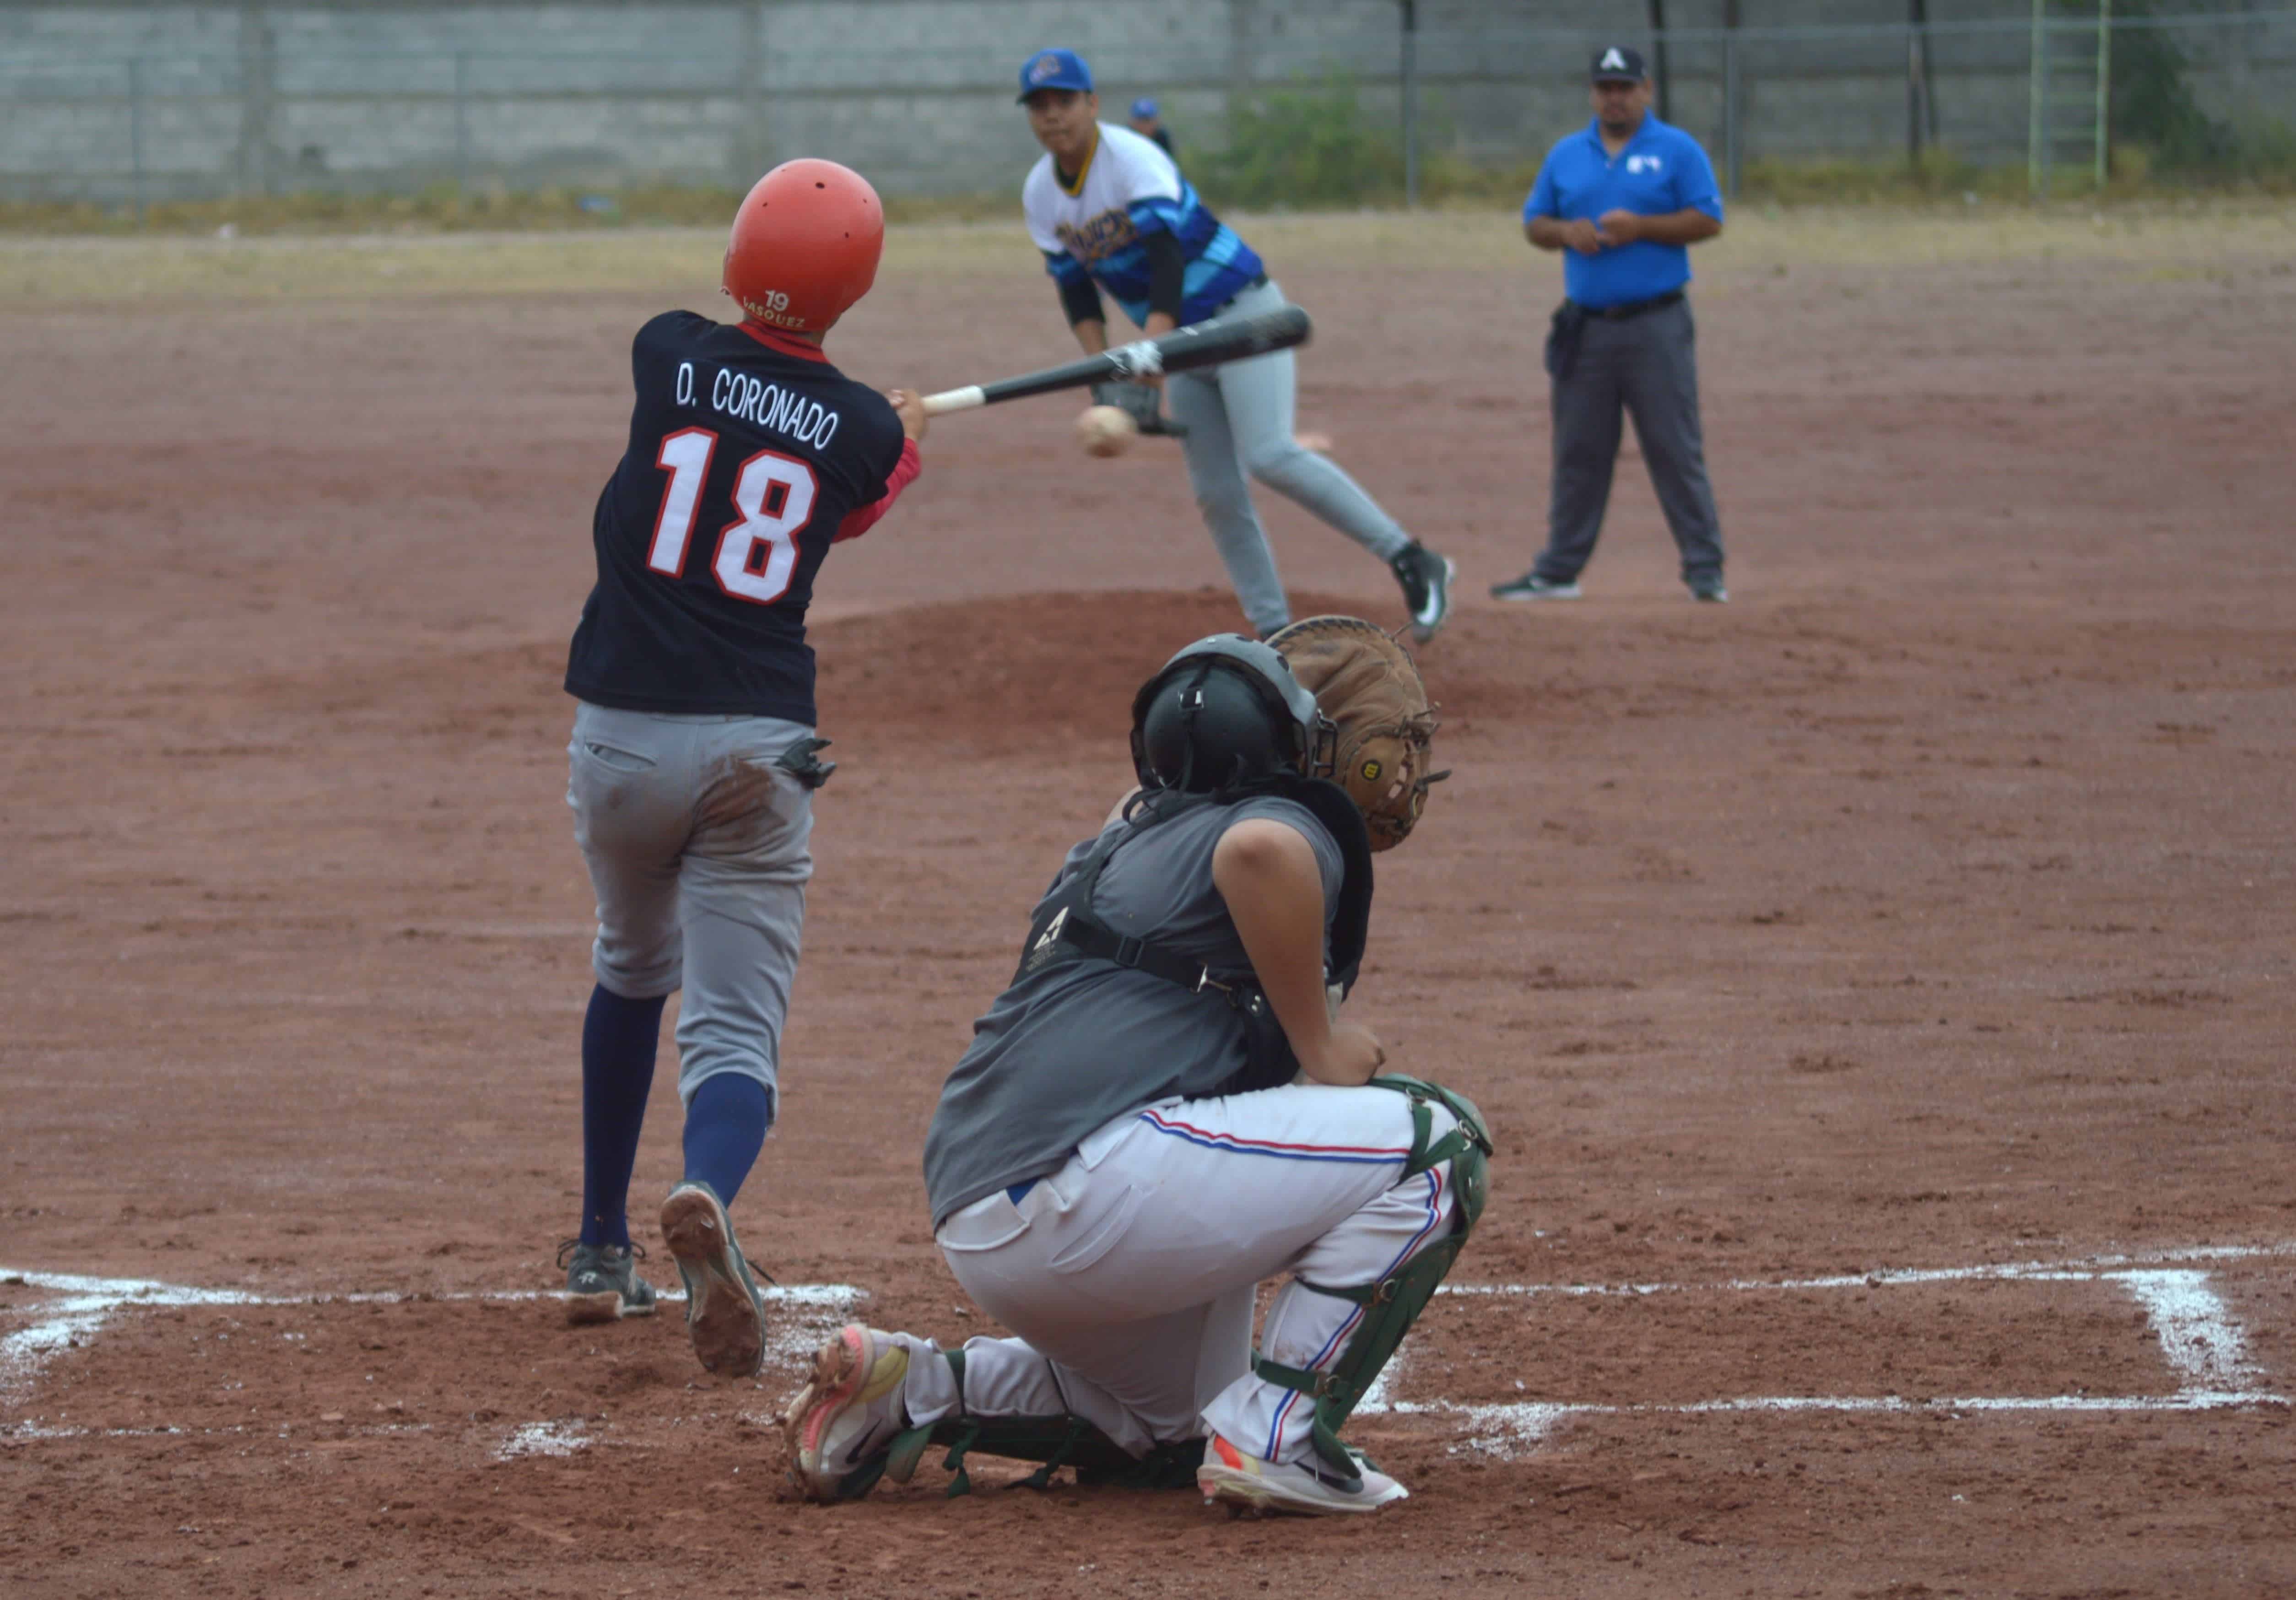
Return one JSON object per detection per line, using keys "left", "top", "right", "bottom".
{"left": 1574, "top": 289, "right": 1684, "bottom": 322}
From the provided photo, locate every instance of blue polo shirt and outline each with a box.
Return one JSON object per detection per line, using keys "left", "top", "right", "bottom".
{"left": 1523, "top": 113, "right": 1723, "bottom": 310}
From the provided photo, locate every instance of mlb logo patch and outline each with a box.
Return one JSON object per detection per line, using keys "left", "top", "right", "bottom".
{"left": 1626, "top": 154, "right": 1664, "bottom": 175}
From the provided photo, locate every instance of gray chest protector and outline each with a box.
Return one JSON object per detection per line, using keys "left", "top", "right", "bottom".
{"left": 1010, "top": 777, "right": 1375, "bottom": 1097}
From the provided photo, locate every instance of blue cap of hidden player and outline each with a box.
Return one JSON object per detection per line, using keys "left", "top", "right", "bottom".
{"left": 1017, "top": 48, "right": 1094, "bottom": 102}
{"left": 1591, "top": 45, "right": 1647, "bottom": 83}
{"left": 1130, "top": 97, "right": 1160, "bottom": 121}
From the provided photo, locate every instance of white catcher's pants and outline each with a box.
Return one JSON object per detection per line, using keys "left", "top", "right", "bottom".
{"left": 895, "top": 1083, "right": 1459, "bottom": 1465}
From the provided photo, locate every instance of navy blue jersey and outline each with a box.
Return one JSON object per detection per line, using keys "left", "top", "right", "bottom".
{"left": 564, "top": 311, "right": 908, "bottom": 723}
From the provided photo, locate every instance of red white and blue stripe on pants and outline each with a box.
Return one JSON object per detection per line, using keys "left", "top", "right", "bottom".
{"left": 1134, "top": 1107, "right": 1447, "bottom": 1461}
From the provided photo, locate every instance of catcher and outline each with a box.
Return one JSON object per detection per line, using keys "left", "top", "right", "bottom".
{"left": 778, "top": 619, "right": 1491, "bottom": 1516}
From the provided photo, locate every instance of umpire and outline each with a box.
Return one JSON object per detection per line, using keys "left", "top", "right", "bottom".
{"left": 1494, "top": 45, "right": 1728, "bottom": 605}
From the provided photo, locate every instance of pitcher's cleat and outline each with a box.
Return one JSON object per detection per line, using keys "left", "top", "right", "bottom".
{"left": 1390, "top": 542, "right": 1456, "bottom": 643}
{"left": 659, "top": 1180, "right": 767, "bottom": 1377}
{"left": 1196, "top": 1432, "right": 1410, "bottom": 1516}
{"left": 557, "top": 1239, "right": 658, "bottom": 1325}
{"left": 779, "top": 1324, "right": 917, "bottom": 1502}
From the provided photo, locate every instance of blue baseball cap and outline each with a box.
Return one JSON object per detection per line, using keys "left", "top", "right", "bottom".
{"left": 1017, "top": 48, "right": 1093, "bottom": 102}
{"left": 1130, "top": 97, "right": 1160, "bottom": 121}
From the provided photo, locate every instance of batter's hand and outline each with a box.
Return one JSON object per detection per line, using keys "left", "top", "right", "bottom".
{"left": 1594, "top": 210, "right": 1643, "bottom": 246}
{"left": 886, "top": 388, "right": 929, "bottom": 443}
{"left": 1560, "top": 218, "right": 1606, "bottom": 255}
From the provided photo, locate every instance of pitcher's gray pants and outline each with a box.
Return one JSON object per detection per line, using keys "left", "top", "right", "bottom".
{"left": 566, "top": 702, "right": 815, "bottom": 1111}
{"left": 1535, "top": 297, "right": 1725, "bottom": 588}
{"left": 1166, "top": 279, "right": 1413, "bottom": 638}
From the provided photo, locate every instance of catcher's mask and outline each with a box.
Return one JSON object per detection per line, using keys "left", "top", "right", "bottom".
{"left": 1129, "top": 635, "right": 1336, "bottom": 794}
{"left": 721, "top": 158, "right": 885, "bottom": 334}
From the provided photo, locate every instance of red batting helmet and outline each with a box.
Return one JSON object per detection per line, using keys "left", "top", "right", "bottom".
{"left": 721, "top": 159, "right": 885, "bottom": 334}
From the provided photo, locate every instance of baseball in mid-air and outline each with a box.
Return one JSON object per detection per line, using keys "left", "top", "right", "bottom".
{"left": 1075, "top": 404, "right": 1137, "bottom": 458}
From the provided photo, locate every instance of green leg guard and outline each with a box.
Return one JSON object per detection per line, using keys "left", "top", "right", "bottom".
{"left": 1251, "top": 1074, "right": 1493, "bottom": 1484}
{"left": 886, "top": 1349, "right": 1196, "bottom": 1497}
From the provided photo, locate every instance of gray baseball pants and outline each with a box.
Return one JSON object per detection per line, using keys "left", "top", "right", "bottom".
{"left": 566, "top": 702, "right": 815, "bottom": 1109}
{"left": 1165, "top": 279, "right": 1413, "bottom": 638}
{"left": 1535, "top": 297, "right": 1725, "bottom": 588}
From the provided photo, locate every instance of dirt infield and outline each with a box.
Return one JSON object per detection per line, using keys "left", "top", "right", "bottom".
{"left": 4, "top": 211, "right": 2293, "bottom": 1597}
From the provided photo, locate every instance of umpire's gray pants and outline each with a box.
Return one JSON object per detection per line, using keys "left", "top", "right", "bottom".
{"left": 1536, "top": 297, "right": 1724, "bottom": 587}
{"left": 566, "top": 702, "right": 814, "bottom": 1110}
{"left": 1166, "top": 279, "right": 1414, "bottom": 638}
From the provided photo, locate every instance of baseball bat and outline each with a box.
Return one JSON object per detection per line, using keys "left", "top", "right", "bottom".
{"left": 920, "top": 306, "right": 1311, "bottom": 416}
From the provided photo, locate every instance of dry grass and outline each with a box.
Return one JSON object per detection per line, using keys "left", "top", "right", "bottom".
{"left": 4, "top": 200, "right": 2291, "bottom": 308}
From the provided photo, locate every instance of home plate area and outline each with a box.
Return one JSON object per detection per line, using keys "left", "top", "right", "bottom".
{"left": 4, "top": 1245, "right": 2285, "bottom": 1471}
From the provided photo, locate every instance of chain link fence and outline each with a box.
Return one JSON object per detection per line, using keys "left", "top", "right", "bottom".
{"left": 2, "top": 5, "right": 2290, "bottom": 216}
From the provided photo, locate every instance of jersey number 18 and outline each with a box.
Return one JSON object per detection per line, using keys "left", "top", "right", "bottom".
{"left": 645, "top": 427, "right": 818, "bottom": 605}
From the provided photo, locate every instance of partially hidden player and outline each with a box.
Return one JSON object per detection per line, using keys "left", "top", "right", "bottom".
{"left": 555, "top": 160, "right": 929, "bottom": 1379}
{"left": 1015, "top": 48, "right": 1456, "bottom": 644}
{"left": 776, "top": 619, "right": 1492, "bottom": 1515}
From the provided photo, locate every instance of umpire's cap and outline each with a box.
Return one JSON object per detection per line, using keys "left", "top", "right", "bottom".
{"left": 1591, "top": 45, "right": 1648, "bottom": 83}
{"left": 722, "top": 159, "right": 884, "bottom": 334}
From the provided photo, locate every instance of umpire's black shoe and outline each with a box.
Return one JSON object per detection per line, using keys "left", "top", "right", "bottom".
{"left": 1491, "top": 572, "right": 1581, "bottom": 601}
{"left": 558, "top": 1238, "right": 659, "bottom": 1326}
{"left": 1390, "top": 542, "right": 1455, "bottom": 643}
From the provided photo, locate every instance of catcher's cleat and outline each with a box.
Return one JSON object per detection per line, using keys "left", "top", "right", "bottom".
{"left": 557, "top": 1239, "right": 659, "bottom": 1325}
{"left": 779, "top": 1324, "right": 918, "bottom": 1502}
{"left": 659, "top": 1181, "right": 767, "bottom": 1378}
{"left": 1390, "top": 543, "right": 1455, "bottom": 642}
{"left": 1195, "top": 1432, "right": 1409, "bottom": 1517}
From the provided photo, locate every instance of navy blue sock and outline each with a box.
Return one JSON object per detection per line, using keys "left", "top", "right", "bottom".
{"left": 579, "top": 985, "right": 667, "bottom": 1249}
{"left": 681, "top": 1074, "right": 773, "bottom": 1207}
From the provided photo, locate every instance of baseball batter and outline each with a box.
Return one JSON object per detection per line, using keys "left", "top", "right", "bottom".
{"left": 555, "top": 160, "right": 929, "bottom": 1380}
{"left": 1014, "top": 48, "right": 1456, "bottom": 644}
{"left": 778, "top": 622, "right": 1491, "bottom": 1516}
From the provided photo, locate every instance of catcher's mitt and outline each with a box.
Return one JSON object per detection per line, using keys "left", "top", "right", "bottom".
{"left": 1266, "top": 616, "right": 1446, "bottom": 852}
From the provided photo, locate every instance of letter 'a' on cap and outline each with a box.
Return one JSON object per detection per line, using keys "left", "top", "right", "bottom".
{"left": 1017, "top": 47, "right": 1094, "bottom": 103}
{"left": 1591, "top": 45, "right": 1648, "bottom": 83}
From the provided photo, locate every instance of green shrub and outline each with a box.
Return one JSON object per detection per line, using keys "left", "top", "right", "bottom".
{"left": 1194, "top": 73, "right": 1406, "bottom": 208}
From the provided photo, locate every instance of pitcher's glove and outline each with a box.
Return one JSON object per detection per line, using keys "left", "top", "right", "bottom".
{"left": 1267, "top": 616, "right": 1448, "bottom": 852}
{"left": 1090, "top": 379, "right": 1187, "bottom": 438}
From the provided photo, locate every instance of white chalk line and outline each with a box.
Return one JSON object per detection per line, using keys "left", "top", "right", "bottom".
{"left": 1365, "top": 1246, "right": 2294, "bottom": 1453}
{"left": 1432, "top": 1240, "right": 2296, "bottom": 1299}
{"left": 7, "top": 1247, "right": 2288, "bottom": 1461}
{"left": 0, "top": 1266, "right": 864, "bottom": 1455}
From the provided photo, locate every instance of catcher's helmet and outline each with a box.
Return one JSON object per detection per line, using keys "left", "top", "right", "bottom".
{"left": 1130, "top": 635, "right": 1334, "bottom": 794}
{"left": 722, "top": 159, "right": 885, "bottom": 334}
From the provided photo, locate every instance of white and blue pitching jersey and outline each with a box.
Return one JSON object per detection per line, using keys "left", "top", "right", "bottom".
{"left": 1022, "top": 123, "right": 1264, "bottom": 329}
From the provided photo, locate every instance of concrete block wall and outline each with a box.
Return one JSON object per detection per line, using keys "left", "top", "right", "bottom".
{"left": 1, "top": 2, "right": 2288, "bottom": 203}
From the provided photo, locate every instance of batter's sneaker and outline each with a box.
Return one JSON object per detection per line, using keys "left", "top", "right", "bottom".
{"left": 1390, "top": 543, "right": 1456, "bottom": 642}
{"left": 556, "top": 1239, "right": 658, "bottom": 1325}
{"left": 1196, "top": 1432, "right": 1410, "bottom": 1516}
{"left": 779, "top": 1324, "right": 919, "bottom": 1502}
{"left": 1490, "top": 572, "right": 1581, "bottom": 601}
{"left": 659, "top": 1180, "right": 767, "bottom": 1378}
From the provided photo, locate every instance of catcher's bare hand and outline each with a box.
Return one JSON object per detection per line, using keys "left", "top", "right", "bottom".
{"left": 1300, "top": 1022, "right": 1386, "bottom": 1088}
